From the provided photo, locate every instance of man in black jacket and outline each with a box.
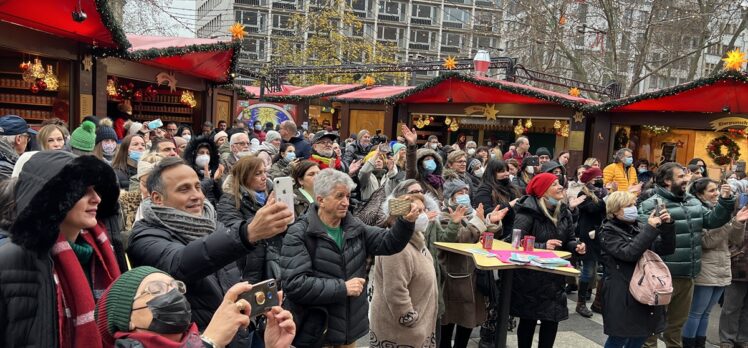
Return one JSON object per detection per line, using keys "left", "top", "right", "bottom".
{"left": 127, "top": 157, "right": 293, "bottom": 346}
{"left": 280, "top": 120, "right": 312, "bottom": 160}
{"left": 281, "top": 168, "right": 419, "bottom": 347}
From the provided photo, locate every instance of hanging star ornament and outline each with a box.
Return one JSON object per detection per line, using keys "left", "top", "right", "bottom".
{"left": 230, "top": 23, "right": 246, "bottom": 40}
{"left": 443, "top": 56, "right": 457, "bottom": 70}
{"left": 722, "top": 49, "right": 748, "bottom": 71}
{"left": 573, "top": 112, "right": 585, "bottom": 123}
{"left": 568, "top": 87, "right": 581, "bottom": 97}
{"left": 362, "top": 76, "right": 376, "bottom": 86}
{"left": 483, "top": 104, "right": 499, "bottom": 121}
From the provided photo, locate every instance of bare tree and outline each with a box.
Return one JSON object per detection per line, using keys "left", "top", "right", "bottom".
{"left": 121, "top": 0, "right": 183, "bottom": 36}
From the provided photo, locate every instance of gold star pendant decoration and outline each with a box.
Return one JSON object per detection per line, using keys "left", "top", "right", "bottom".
{"left": 483, "top": 104, "right": 499, "bottom": 120}
{"left": 81, "top": 55, "right": 93, "bottom": 72}
{"left": 443, "top": 56, "right": 457, "bottom": 70}
{"left": 722, "top": 49, "right": 748, "bottom": 71}
{"left": 230, "top": 23, "right": 246, "bottom": 40}
{"left": 568, "top": 87, "right": 581, "bottom": 97}
{"left": 362, "top": 76, "right": 376, "bottom": 86}
{"left": 573, "top": 111, "right": 585, "bottom": 123}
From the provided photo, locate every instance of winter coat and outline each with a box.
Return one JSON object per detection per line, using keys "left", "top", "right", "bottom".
{"left": 280, "top": 204, "right": 415, "bottom": 346}
{"left": 695, "top": 203, "right": 745, "bottom": 286}
{"left": 119, "top": 190, "right": 143, "bottom": 247}
{"left": 114, "top": 159, "right": 137, "bottom": 190}
{"left": 220, "top": 152, "right": 239, "bottom": 174}
{"left": 638, "top": 170, "right": 655, "bottom": 186}
{"left": 576, "top": 186, "right": 607, "bottom": 261}
{"left": 358, "top": 160, "right": 397, "bottom": 202}
{"left": 638, "top": 185, "right": 735, "bottom": 278}
{"left": 184, "top": 136, "right": 223, "bottom": 206}
{"left": 216, "top": 192, "right": 284, "bottom": 284}
{"left": 0, "top": 152, "right": 121, "bottom": 348}
{"left": 730, "top": 220, "right": 748, "bottom": 281}
{"left": 599, "top": 218, "right": 676, "bottom": 337}
{"left": 370, "top": 231, "right": 438, "bottom": 348}
{"left": 284, "top": 136, "right": 312, "bottom": 160}
{"left": 268, "top": 157, "right": 292, "bottom": 179}
{"left": 472, "top": 181, "right": 519, "bottom": 239}
{"left": 0, "top": 139, "right": 17, "bottom": 180}
{"left": 343, "top": 141, "right": 372, "bottom": 166}
{"left": 602, "top": 162, "right": 638, "bottom": 192}
{"left": 511, "top": 172, "right": 531, "bottom": 195}
{"left": 405, "top": 145, "right": 444, "bottom": 200}
{"left": 439, "top": 204, "right": 500, "bottom": 328}
{"left": 127, "top": 215, "right": 252, "bottom": 336}
{"left": 510, "top": 195, "right": 578, "bottom": 322}
{"left": 293, "top": 188, "right": 313, "bottom": 219}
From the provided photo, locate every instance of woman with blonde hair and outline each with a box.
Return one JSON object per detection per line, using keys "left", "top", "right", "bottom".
{"left": 37, "top": 123, "right": 67, "bottom": 150}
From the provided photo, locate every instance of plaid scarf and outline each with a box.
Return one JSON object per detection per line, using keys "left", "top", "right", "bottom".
{"left": 52, "top": 222, "right": 121, "bottom": 348}
{"left": 311, "top": 153, "right": 342, "bottom": 170}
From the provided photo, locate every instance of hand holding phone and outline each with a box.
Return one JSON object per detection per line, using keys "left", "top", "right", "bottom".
{"left": 389, "top": 197, "right": 412, "bottom": 216}
{"left": 238, "top": 279, "right": 280, "bottom": 318}
{"left": 273, "top": 177, "right": 296, "bottom": 223}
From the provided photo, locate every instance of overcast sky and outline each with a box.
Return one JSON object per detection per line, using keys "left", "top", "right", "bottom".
{"left": 172, "top": 0, "right": 196, "bottom": 37}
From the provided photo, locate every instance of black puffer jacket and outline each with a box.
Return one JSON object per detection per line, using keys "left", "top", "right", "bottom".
{"left": 510, "top": 195, "right": 578, "bottom": 322}
{"left": 576, "top": 186, "right": 607, "bottom": 261}
{"left": 599, "top": 218, "right": 675, "bottom": 337}
{"left": 217, "top": 191, "right": 283, "bottom": 284}
{"left": 281, "top": 205, "right": 415, "bottom": 346}
{"left": 0, "top": 152, "right": 120, "bottom": 348}
{"left": 127, "top": 216, "right": 252, "bottom": 342}
{"left": 472, "top": 181, "right": 519, "bottom": 239}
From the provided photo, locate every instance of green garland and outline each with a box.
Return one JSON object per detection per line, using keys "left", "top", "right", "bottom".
{"left": 263, "top": 85, "right": 366, "bottom": 103}
{"left": 584, "top": 70, "right": 748, "bottom": 113}
{"left": 218, "top": 83, "right": 255, "bottom": 99}
{"left": 707, "top": 135, "right": 741, "bottom": 166}
{"left": 94, "top": 0, "right": 131, "bottom": 49}
{"left": 328, "top": 72, "right": 591, "bottom": 108}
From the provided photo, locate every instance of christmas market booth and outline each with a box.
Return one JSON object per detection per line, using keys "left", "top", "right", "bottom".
{"left": 0, "top": 0, "right": 129, "bottom": 127}
{"left": 263, "top": 84, "right": 366, "bottom": 133}
{"left": 585, "top": 69, "right": 748, "bottom": 177}
{"left": 332, "top": 72, "right": 597, "bottom": 165}
{"left": 235, "top": 84, "right": 300, "bottom": 130}
{"left": 329, "top": 85, "right": 413, "bottom": 139}
{"left": 100, "top": 34, "right": 240, "bottom": 131}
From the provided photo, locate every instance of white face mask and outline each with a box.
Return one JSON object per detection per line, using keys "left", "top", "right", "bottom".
{"left": 196, "top": 154, "right": 210, "bottom": 167}
{"left": 475, "top": 167, "right": 485, "bottom": 177}
{"left": 236, "top": 151, "right": 252, "bottom": 159}
{"left": 430, "top": 143, "right": 438, "bottom": 150}
{"left": 182, "top": 135, "right": 191, "bottom": 141}
{"left": 414, "top": 213, "right": 429, "bottom": 233}
{"left": 525, "top": 166, "right": 535, "bottom": 174}
{"left": 467, "top": 148, "right": 476, "bottom": 156}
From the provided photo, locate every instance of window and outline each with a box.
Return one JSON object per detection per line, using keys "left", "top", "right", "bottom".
{"left": 410, "top": 30, "right": 431, "bottom": 43}
{"left": 443, "top": 32, "right": 462, "bottom": 47}
{"left": 443, "top": 7, "right": 468, "bottom": 23}
{"left": 350, "top": 0, "right": 367, "bottom": 12}
{"left": 474, "top": 36, "right": 494, "bottom": 48}
{"left": 377, "top": 26, "right": 400, "bottom": 41}
{"left": 273, "top": 14, "right": 290, "bottom": 28}
{"left": 412, "top": 4, "right": 432, "bottom": 19}
{"left": 379, "top": 1, "right": 401, "bottom": 15}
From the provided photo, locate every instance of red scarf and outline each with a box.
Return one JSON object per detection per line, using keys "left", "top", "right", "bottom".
{"left": 112, "top": 324, "right": 203, "bottom": 348}
{"left": 311, "top": 154, "right": 342, "bottom": 170}
{"left": 53, "top": 222, "right": 121, "bottom": 348}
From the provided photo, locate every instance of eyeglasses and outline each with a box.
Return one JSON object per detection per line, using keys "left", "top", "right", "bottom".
{"left": 134, "top": 280, "right": 186, "bottom": 300}
{"left": 316, "top": 140, "right": 333, "bottom": 146}
{"left": 407, "top": 190, "right": 424, "bottom": 194}
{"left": 455, "top": 160, "right": 468, "bottom": 164}
{"left": 233, "top": 141, "right": 250, "bottom": 146}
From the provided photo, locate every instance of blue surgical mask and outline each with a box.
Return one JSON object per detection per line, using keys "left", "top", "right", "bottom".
{"left": 423, "top": 159, "right": 437, "bottom": 173}
{"left": 638, "top": 167, "right": 647, "bottom": 174}
{"left": 129, "top": 150, "right": 142, "bottom": 162}
{"left": 285, "top": 152, "right": 296, "bottom": 162}
{"left": 622, "top": 206, "right": 638, "bottom": 222}
{"left": 455, "top": 194, "right": 471, "bottom": 208}
{"left": 624, "top": 157, "right": 634, "bottom": 166}
{"left": 547, "top": 197, "right": 559, "bottom": 207}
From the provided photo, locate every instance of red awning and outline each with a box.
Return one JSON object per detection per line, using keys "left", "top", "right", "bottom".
{"left": 0, "top": 0, "right": 129, "bottom": 49}
{"left": 601, "top": 79, "right": 748, "bottom": 113}
{"left": 264, "top": 84, "right": 365, "bottom": 102}
{"left": 392, "top": 73, "right": 597, "bottom": 108}
{"left": 330, "top": 86, "right": 414, "bottom": 102}
{"left": 126, "top": 35, "right": 239, "bottom": 82}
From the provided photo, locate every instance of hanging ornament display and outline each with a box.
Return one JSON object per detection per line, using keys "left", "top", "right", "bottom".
{"left": 443, "top": 56, "right": 458, "bottom": 70}
{"left": 117, "top": 82, "right": 136, "bottom": 100}
{"left": 180, "top": 90, "right": 197, "bottom": 108}
{"left": 106, "top": 79, "right": 117, "bottom": 97}
{"left": 642, "top": 124, "right": 670, "bottom": 135}
{"left": 43, "top": 65, "right": 59, "bottom": 91}
{"left": 568, "top": 87, "right": 581, "bottom": 97}
{"left": 722, "top": 49, "right": 748, "bottom": 71}
{"left": 553, "top": 120, "right": 562, "bottom": 129}
{"left": 230, "top": 23, "right": 246, "bottom": 40}
{"left": 727, "top": 128, "right": 748, "bottom": 138}
{"left": 514, "top": 119, "right": 525, "bottom": 136}
{"left": 444, "top": 117, "right": 452, "bottom": 126}
{"left": 30, "top": 84, "right": 39, "bottom": 94}
{"left": 560, "top": 123, "right": 570, "bottom": 137}
{"left": 134, "top": 90, "right": 143, "bottom": 102}
{"left": 35, "top": 79, "right": 47, "bottom": 91}
{"left": 525, "top": 119, "right": 533, "bottom": 129}
{"left": 144, "top": 85, "right": 159, "bottom": 99}
{"left": 19, "top": 61, "right": 30, "bottom": 71}
{"left": 22, "top": 58, "right": 45, "bottom": 83}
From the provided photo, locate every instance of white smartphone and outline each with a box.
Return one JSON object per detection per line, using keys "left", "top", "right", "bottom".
{"left": 273, "top": 176, "right": 296, "bottom": 222}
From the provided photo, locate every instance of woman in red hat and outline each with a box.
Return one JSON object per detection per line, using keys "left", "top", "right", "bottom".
{"left": 510, "top": 173, "right": 587, "bottom": 348}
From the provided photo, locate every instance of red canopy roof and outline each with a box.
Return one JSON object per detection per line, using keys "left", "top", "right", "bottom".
{"left": 0, "top": 0, "right": 129, "bottom": 49}
{"left": 589, "top": 71, "right": 748, "bottom": 113}
{"left": 329, "top": 86, "right": 414, "bottom": 102}
{"left": 243, "top": 85, "right": 300, "bottom": 98}
{"left": 126, "top": 35, "right": 239, "bottom": 82}
{"left": 264, "top": 84, "right": 365, "bottom": 102}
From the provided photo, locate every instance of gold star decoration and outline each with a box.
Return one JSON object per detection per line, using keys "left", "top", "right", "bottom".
{"left": 81, "top": 55, "right": 93, "bottom": 72}
{"left": 230, "top": 23, "right": 246, "bottom": 40}
{"left": 362, "top": 76, "right": 376, "bottom": 86}
{"left": 573, "top": 111, "right": 585, "bottom": 123}
{"left": 483, "top": 104, "right": 499, "bottom": 120}
{"left": 443, "top": 56, "right": 457, "bottom": 70}
{"left": 568, "top": 87, "right": 581, "bottom": 97}
{"left": 722, "top": 49, "right": 748, "bottom": 71}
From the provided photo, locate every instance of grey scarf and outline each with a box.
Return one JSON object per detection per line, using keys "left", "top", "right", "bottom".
{"left": 141, "top": 199, "right": 217, "bottom": 242}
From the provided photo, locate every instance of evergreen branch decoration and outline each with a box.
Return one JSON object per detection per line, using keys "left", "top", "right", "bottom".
{"left": 584, "top": 70, "right": 748, "bottom": 113}
{"left": 218, "top": 84, "right": 255, "bottom": 99}
{"left": 263, "top": 85, "right": 366, "bottom": 102}
{"left": 94, "top": 0, "right": 131, "bottom": 49}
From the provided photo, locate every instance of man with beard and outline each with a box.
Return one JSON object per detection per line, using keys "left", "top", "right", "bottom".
{"left": 639, "top": 162, "right": 735, "bottom": 348}
{"left": 309, "top": 131, "right": 347, "bottom": 172}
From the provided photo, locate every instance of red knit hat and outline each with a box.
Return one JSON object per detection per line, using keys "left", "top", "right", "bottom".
{"left": 526, "top": 173, "right": 558, "bottom": 197}
{"left": 580, "top": 167, "right": 603, "bottom": 184}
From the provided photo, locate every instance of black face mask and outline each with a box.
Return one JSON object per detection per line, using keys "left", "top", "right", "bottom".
{"left": 498, "top": 178, "right": 511, "bottom": 185}
{"left": 593, "top": 179, "right": 604, "bottom": 188}
{"left": 134, "top": 289, "right": 192, "bottom": 334}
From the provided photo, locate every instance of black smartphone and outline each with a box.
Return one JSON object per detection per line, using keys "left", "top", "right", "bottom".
{"left": 526, "top": 156, "right": 539, "bottom": 167}
{"left": 238, "top": 279, "right": 280, "bottom": 318}
{"left": 654, "top": 198, "right": 665, "bottom": 216}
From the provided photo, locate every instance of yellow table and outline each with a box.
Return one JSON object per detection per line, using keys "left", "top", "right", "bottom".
{"left": 435, "top": 239, "right": 580, "bottom": 348}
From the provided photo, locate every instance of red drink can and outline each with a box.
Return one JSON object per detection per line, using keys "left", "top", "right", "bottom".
{"left": 523, "top": 236, "right": 535, "bottom": 251}
{"left": 480, "top": 232, "right": 494, "bottom": 250}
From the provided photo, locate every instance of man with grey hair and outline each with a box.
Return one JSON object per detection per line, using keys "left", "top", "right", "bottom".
{"left": 281, "top": 168, "right": 420, "bottom": 347}
{"left": 279, "top": 120, "right": 312, "bottom": 159}
{"left": 603, "top": 147, "right": 641, "bottom": 193}
{"left": 0, "top": 115, "right": 34, "bottom": 179}
{"left": 343, "top": 129, "right": 372, "bottom": 166}
{"left": 220, "top": 132, "right": 251, "bottom": 173}
{"left": 503, "top": 136, "right": 531, "bottom": 162}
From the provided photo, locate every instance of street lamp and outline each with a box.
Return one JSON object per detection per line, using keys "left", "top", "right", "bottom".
{"left": 473, "top": 49, "right": 491, "bottom": 77}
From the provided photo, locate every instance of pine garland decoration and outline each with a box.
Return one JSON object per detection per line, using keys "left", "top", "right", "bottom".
{"left": 94, "top": 0, "right": 131, "bottom": 49}
{"left": 218, "top": 84, "right": 255, "bottom": 99}
{"left": 263, "top": 85, "right": 366, "bottom": 103}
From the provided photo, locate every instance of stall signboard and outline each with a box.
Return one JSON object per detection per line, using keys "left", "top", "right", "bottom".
{"left": 710, "top": 117, "right": 748, "bottom": 131}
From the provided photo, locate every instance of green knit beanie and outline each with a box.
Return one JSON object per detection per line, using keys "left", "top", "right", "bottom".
{"left": 70, "top": 120, "right": 96, "bottom": 152}
{"left": 95, "top": 266, "right": 167, "bottom": 340}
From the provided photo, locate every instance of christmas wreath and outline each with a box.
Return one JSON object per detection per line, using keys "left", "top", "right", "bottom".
{"left": 707, "top": 135, "right": 741, "bottom": 166}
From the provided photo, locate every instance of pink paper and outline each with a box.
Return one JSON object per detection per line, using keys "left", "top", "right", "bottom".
{"left": 490, "top": 250, "right": 568, "bottom": 266}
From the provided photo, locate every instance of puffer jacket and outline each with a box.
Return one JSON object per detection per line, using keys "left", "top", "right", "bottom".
{"left": 695, "top": 201, "right": 745, "bottom": 286}
{"left": 510, "top": 195, "right": 578, "bottom": 322}
{"left": 216, "top": 191, "right": 284, "bottom": 284}
{"left": 405, "top": 145, "right": 445, "bottom": 200}
{"left": 280, "top": 205, "right": 414, "bottom": 346}
{"left": 599, "top": 218, "right": 675, "bottom": 337}
{"left": 638, "top": 185, "right": 735, "bottom": 278}
{"left": 268, "top": 157, "right": 292, "bottom": 179}
{"left": 602, "top": 162, "right": 638, "bottom": 192}
{"left": 293, "top": 188, "right": 313, "bottom": 219}
{"left": 343, "top": 140, "right": 372, "bottom": 166}
{"left": 576, "top": 186, "right": 607, "bottom": 261}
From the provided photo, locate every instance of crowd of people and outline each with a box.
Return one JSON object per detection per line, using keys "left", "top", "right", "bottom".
{"left": 0, "top": 112, "right": 747, "bottom": 348}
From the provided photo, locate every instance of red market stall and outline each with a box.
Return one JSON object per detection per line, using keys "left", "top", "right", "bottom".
{"left": 329, "top": 85, "right": 414, "bottom": 138}
{"left": 263, "top": 84, "right": 366, "bottom": 132}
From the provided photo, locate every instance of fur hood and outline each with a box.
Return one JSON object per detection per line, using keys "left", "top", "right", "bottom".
{"left": 184, "top": 135, "right": 220, "bottom": 173}
{"left": 11, "top": 151, "right": 119, "bottom": 254}
{"left": 415, "top": 148, "right": 444, "bottom": 178}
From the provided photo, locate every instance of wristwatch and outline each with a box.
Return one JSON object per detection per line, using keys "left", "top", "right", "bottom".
{"left": 201, "top": 335, "right": 221, "bottom": 348}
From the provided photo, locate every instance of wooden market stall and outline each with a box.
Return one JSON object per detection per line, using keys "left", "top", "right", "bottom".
{"left": 585, "top": 70, "right": 748, "bottom": 176}
{"left": 329, "top": 85, "right": 414, "bottom": 139}
{"left": 263, "top": 84, "right": 365, "bottom": 132}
